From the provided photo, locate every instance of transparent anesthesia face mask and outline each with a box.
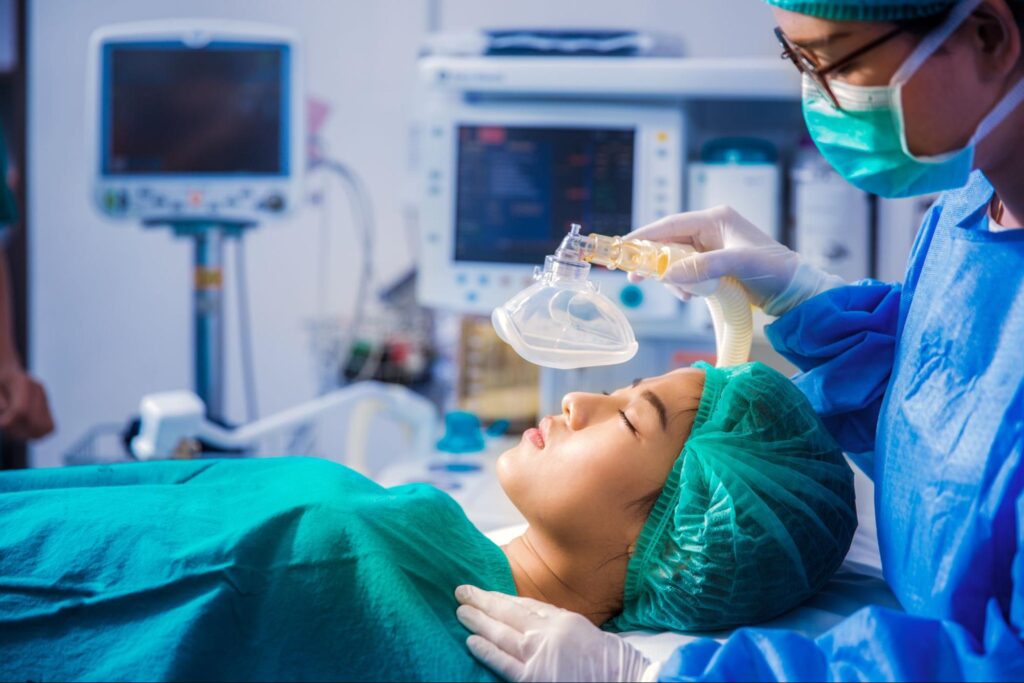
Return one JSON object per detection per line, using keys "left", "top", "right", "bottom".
{"left": 492, "top": 224, "right": 753, "bottom": 370}
{"left": 491, "top": 225, "right": 637, "bottom": 369}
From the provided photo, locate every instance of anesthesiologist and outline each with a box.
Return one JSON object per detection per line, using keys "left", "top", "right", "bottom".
{"left": 0, "top": 130, "right": 53, "bottom": 445}
{"left": 456, "top": 0, "right": 1024, "bottom": 680}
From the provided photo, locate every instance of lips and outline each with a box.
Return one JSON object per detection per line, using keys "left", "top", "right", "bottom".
{"left": 523, "top": 416, "right": 553, "bottom": 449}
{"left": 538, "top": 416, "right": 552, "bottom": 442}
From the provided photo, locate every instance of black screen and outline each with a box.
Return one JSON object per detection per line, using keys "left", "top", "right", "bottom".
{"left": 454, "top": 125, "right": 635, "bottom": 264}
{"left": 103, "top": 43, "right": 286, "bottom": 175}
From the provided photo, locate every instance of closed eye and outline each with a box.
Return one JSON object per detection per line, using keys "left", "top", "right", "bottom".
{"left": 619, "top": 410, "right": 639, "bottom": 438}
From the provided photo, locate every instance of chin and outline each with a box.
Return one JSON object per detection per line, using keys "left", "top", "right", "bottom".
{"left": 496, "top": 446, "right": 514, "bottom": 490}
{"left": 495, "top": 444, "right": 526, "bottom": 512}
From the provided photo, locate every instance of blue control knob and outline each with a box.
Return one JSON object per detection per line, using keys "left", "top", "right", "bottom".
{"left": 619, "top": 284, "right": 644, "bottom": 309}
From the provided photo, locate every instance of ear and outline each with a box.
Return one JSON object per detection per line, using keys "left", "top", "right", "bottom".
{"left": 968, "top": 0, "right": 1022, "bottom": 82}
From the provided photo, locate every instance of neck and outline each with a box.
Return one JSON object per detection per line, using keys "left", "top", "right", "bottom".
{"left": 980, "top": 87, "right": 1024, "bottom": 229}
{"left": 501, "top": 528, "right": 629, "bottom": 626}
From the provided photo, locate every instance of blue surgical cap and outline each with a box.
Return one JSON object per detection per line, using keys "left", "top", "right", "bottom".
{"left": 763, "top": 0, "right": 954, "bottom": 20}
{"left": 610, "top": 361, "right": 857, "bottom": 633}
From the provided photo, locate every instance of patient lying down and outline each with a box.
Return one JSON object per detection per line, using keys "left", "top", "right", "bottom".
{"left": 493, "top": 361, "right": 857, "bottom": 635}
{"left": 0, "top": 362, "right": 855, "bottom": 682}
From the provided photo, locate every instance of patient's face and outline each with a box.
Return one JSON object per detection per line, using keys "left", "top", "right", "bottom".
{"left": 498, "top": 368, "right": 705, "bottom": 551}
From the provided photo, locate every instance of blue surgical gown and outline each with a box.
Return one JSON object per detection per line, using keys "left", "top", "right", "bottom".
{"left": 659, "top": 171, "right": 1024, "bottom": 681}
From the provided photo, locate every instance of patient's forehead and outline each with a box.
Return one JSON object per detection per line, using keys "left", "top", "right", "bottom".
{"left": 653, "top": 367, "right": 705, "bottom": 386}
{"left": 662, "top": 367, "right": 704, "bottom": 382}
{"left": 623, "top": 367, "right": 705, "bottom": 404}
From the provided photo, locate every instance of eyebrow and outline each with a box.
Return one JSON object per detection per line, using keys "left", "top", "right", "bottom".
{"left": 786, "top": 30, "right": 852, "bottom": 51}
{"left": 641, "top": 390, "right": 668, "bottom": 432}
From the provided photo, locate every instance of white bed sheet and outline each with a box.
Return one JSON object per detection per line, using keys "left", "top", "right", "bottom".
{"left": 486, "top": 463, "right": 900, "bottom": 663}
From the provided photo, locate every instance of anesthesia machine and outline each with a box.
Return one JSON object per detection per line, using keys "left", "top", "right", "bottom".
{"left": 413, "top": 47, "right": 814, "bottom": 414}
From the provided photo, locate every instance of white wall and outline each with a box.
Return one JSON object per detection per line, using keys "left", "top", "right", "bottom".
{"left": 438, "top": 0, "right": 780, "bottom": 57}
{"left": 28, "top": 0, "right": 778, "bottom": 467}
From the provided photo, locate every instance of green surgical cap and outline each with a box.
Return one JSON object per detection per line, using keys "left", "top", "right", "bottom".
{"left": 763, "top": 0, "right": 953, "bottom": 20}
{"left": 611, "top": 361, "right": 856, "bottom": 633}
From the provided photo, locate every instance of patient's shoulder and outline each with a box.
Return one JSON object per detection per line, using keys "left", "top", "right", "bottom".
{"left": 231, "top": 456, "right": 466, "bottom": 533}
{"left": 232, "top": 456, "right": 381, "bottom": 498}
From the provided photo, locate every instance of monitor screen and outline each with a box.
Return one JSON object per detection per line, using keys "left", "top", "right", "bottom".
{"left": 454, "top": 125, "right": 635, "bottom": 264}
{"left": 102, "top": 42, "right": 288, "bottom": 176}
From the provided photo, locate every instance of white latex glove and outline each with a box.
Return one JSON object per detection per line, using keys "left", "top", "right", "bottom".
{"left": 455, "top": 585, "right": 659, "bottom": 682}
{"left": 627, "top": 205, "right": 844, "bottom": 317}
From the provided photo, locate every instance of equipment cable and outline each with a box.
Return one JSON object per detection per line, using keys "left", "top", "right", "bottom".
{"left": 234, "top": 237, "right": 260, "bottom": 422}
{"left": 309, "top": 155, "right": 378, "bottom": 386}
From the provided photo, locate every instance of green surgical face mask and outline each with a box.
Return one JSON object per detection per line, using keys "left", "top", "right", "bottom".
{"left": 803, "top": 0, "right": 1024, "bottom": 198}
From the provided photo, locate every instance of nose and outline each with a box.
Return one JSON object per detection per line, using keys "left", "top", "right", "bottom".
{"left": 561, "top": 392, "right": 606, "bottom": 430}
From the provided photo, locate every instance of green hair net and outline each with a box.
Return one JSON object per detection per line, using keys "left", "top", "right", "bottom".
{"left": 610, "top": 361, "right": 856, "bottom": 633}
{"left": 763, "top": 0, "right": 954, "bottom": 21}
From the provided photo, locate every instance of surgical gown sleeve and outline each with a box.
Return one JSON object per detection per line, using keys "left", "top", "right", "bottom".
{"left": 763, "top": 203, "right": 940, "bottom": 474}
{"left": 765, "top": 281, "right": 901, "bottom": 470}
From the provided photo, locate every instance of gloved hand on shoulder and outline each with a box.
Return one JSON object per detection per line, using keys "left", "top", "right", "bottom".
{"left": 456, "top": 585, "right": 660, "bottom": 683}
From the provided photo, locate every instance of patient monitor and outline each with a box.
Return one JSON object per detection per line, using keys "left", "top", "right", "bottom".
{"left": 87, "top": 20, "right": 304, "bottom": 224}
{"left": 86, "top": 20, "right": 304, "bottom": 422}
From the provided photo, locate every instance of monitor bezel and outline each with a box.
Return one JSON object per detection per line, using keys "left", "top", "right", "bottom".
{"left": 86, "top": 20, "right": 305, "bottom": 222}
{"left": 99, "top": 39, "right": 292, "bottom": 179}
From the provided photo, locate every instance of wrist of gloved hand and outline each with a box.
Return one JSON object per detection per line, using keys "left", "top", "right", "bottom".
{"left": 762, "top": 261, "right": 846, "bottom": 317}
{"left": 641, "top": 660, "right": 663, "bottom": 682}
{"left": 612, "top": 632, "right": 654, "bottom": 682}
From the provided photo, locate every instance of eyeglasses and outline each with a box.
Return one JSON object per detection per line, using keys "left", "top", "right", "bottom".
{"left": 774, "top": 26, "right": 906, "bottom": 109}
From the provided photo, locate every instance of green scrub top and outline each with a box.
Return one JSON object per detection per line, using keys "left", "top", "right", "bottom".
{"left": 0, "top": 457, "right": 517, "bottom": 682}
{"left": 0, "top": 130, "right": 16, "bottom": 225}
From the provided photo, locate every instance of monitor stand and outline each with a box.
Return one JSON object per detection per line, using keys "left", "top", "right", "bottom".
{"left": 144, "top": 219, "right": 255, "bottom": 424}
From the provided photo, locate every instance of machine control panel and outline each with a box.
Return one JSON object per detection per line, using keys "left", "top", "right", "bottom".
{"left": 97, "top": 184, "right": 290, "bottom": 222}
